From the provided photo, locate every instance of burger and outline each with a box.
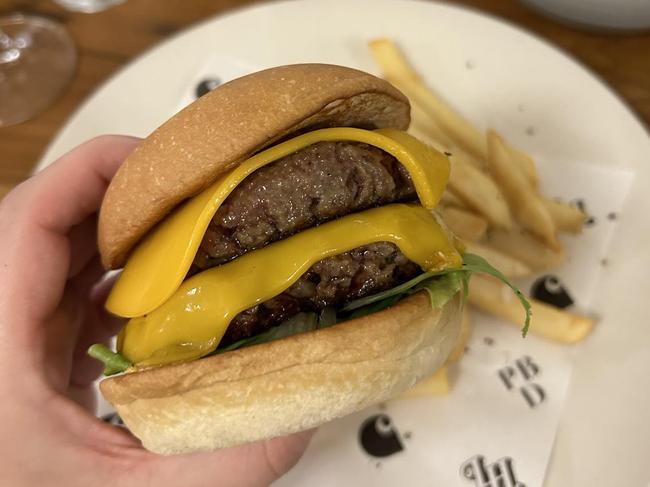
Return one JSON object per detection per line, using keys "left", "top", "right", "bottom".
{"left": 89, "top": 64, "right": 527, "bottom": 455}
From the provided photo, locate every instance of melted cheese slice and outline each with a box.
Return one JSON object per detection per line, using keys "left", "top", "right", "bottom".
{"left": 106, "top": 128, "right": 450, "bottom": 318}
{"left": 118, "top": 204, "right": 462, "bottom": 367}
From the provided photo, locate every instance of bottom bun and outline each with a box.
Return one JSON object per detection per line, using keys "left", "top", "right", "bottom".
{"left": 100, "top": 291, "right": 462, "bottom": 455}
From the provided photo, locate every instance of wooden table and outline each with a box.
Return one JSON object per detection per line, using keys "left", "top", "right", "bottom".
{"left": 1, "top": 0, "right": 649, "bottom": 199}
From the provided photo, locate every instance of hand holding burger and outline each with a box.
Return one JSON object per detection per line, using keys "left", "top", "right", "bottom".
{"left": 0, "top": 136, "right": 313, "bottom": 487}
{"left": 0, "top": 65, "right": 528, "bottom": 487}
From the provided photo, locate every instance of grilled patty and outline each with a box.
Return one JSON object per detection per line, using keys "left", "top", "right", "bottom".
{"left": 222, "top": 242, "right": 420, "bottom": 346}
{"left": 193, "top": 141, "right": 416, "bottom": 269}
{"left": 190, "top": 141, "right": 421, "bottom": 345}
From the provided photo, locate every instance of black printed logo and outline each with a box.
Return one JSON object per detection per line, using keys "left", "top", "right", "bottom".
{"left": 498, "top": 356, "right": 545, "bottom": 408}
{"left": 570, "top": 198, "right": 595, "bottom": 226}
{"left": 461, "top": 455, "right": 526, "bottom": 486}
{"left": 531, "top": 275, "right": 573, "bottom": 309}
{"left": 358, "top": 414, "right": 404, "bottom": 457}
{"left": 195, "top": 77, "right": 221, "bottom": 98}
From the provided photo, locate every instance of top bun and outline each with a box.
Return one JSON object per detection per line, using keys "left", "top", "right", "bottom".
{"left": 98, "top": 64, "right": 410, "bottom": 269}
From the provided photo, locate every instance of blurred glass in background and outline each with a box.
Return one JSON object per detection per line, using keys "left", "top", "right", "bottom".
{"left": 53, "top": 0, "right": 126, "bottom": 14}
{"left": 0, "top": 0, "right": 125, "bottom": 127}
{"left": 0, "top": 14, "right": 76, "bottom": 127}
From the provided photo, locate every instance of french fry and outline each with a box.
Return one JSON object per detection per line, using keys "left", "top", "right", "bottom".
{"left": 407, "top": 122, "right": 448, "bottom": 154}
{"left": 464, "top": 241, "right": 532, "bottom": 278}
{"left": 369, "top": 38, "right": 487, "bottom": 161}
{"left": 447, "top": 307, "right": 472, "bottom": 363}
{"left": 370, "top": 37, "right": 595, "bottom": 362}
{"left": 542, "top": 197, "right": 586, "bottom": 234}
{"left": 508, "top": 146, "right": 539, "bottom": 188}
{"left": 449, "top": 154, "right": 513, "bottom": 230}
{"left": 468, "top": 275, "right": 595, "bottom": 343}
{"left": 484, "top": 228, "right": 565, "bottom": 271}
{"left": 411, "top": 101, "right": 491, "bottom": 173}
{"left": 370, "top": 39, "right": 538, "bottom": 185}
{"left": 449, "top": 141, "right": 489, "bottom": 172}
{"left": 486, "top": 130, "right": 559, "bottom": 249}
{"left": 409, "top": 102, "right": 453, "bottom": 150}
{"left": 439, "top": 190, "right": 468, "bottom": 209}
{"left": 400, "top": 366, "right": 450, "bottom": 398}
{"left": 438, "top": 207, "right": 488, "bottom": 241}
{"left": 368, "top": 38, "right": 421, "bottom": 83}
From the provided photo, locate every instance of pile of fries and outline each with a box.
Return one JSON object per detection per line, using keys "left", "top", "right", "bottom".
{"left": 368, "top": 39, "right": 596, "bottom": 397}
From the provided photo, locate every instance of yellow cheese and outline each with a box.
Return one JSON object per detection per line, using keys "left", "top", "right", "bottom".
{"left": 118, "top": 204, "right": 462, "bottom": 367}
{"left": 106, "top": 128, "right": 450, "bottom": 318}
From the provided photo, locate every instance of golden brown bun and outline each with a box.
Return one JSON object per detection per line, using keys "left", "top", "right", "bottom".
{"left": 98, "top": 64, "right": 410, "bottom": 269}
{"left": 100, "top": 291, "right": 461, "bottom": 455}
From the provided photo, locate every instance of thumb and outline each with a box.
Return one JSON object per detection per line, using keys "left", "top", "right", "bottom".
{"left": 133, "top": 430, "right": 315, "bottom": 487}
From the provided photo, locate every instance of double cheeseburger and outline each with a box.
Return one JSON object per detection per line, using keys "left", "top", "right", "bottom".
{"left": 93, "top": 64, "right": 468, "bottom": 455}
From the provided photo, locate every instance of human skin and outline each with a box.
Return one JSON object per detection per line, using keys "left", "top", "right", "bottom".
{"left": 0, "top": 135, "right": 312, "bottom": 487}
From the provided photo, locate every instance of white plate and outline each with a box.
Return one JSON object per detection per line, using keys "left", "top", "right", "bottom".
{"left": 38, "top": 1, "right": 650, "bottom": 485}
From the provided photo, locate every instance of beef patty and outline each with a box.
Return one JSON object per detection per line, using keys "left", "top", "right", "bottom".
{"left": 193, "top": 141, "right": 416, "bottom": 269}
{"left": 189, "top": 141, "right": 422, "bottom": 345}
{"left": 222, "top": 242, "right": 420, "bottom": 346}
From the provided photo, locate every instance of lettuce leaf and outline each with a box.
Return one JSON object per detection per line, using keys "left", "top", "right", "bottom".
{"left": 343, "top": 253, "right": 531, "bottom": 336}
{"left": 461, "top": 253, "right": 532, "bottom": 335}
{"left": 213, "top": 307, "right": 341, "bottom": 354}
{"left": 87, "top": 344, "right": 132, "bottom": 376}
{"left": 215, "top": 311, "right": 320, "bottom": 354}
{"left": 341, "top": 270, "right": 466, "bottom": 314}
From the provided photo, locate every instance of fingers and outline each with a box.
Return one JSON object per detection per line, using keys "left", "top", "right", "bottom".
{"left": 0, "top": 136, "right": 139, "bottom": 360}
{"left": 66, "top": 383, "right": 97, "bottom": 412}
{"left": 41, "top": 289, "right": 85, "bottom": 391}
{"left": 36, "top": 253, "right": 112, "bottom": 392}
{"left": 28, "top": 135, "right": 140, "bottom": 234}
{"left": 70, "top": 263, "right": 124, "bottom": 387}
{"left": 67, "top": 217, "right": 99, "bottom": 279}
{"left": 0, "top": 135, "right": 140, "bottom": 327}
{"left": 134, "top": 431, "right": 315, "bottom": 487}
{"left": 70, "top": 309, "right": 124, "bottom": 388}
{"left": 262, "top": 430, "right": 315, "bottom": 478}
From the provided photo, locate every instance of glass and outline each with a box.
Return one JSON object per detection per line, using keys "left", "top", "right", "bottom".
{"left": 53, "top": 0, "right": 126, "bottom": 13}
{"left": 0, "top": 14, "right": 76, "bottom": 127}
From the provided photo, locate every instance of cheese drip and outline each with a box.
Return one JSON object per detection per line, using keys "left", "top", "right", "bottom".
{"left": 106, "top": 128, "right": 450, "bottom": 318}
{"left": 118, "top": 204, "right": 462, "bottom": 367}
